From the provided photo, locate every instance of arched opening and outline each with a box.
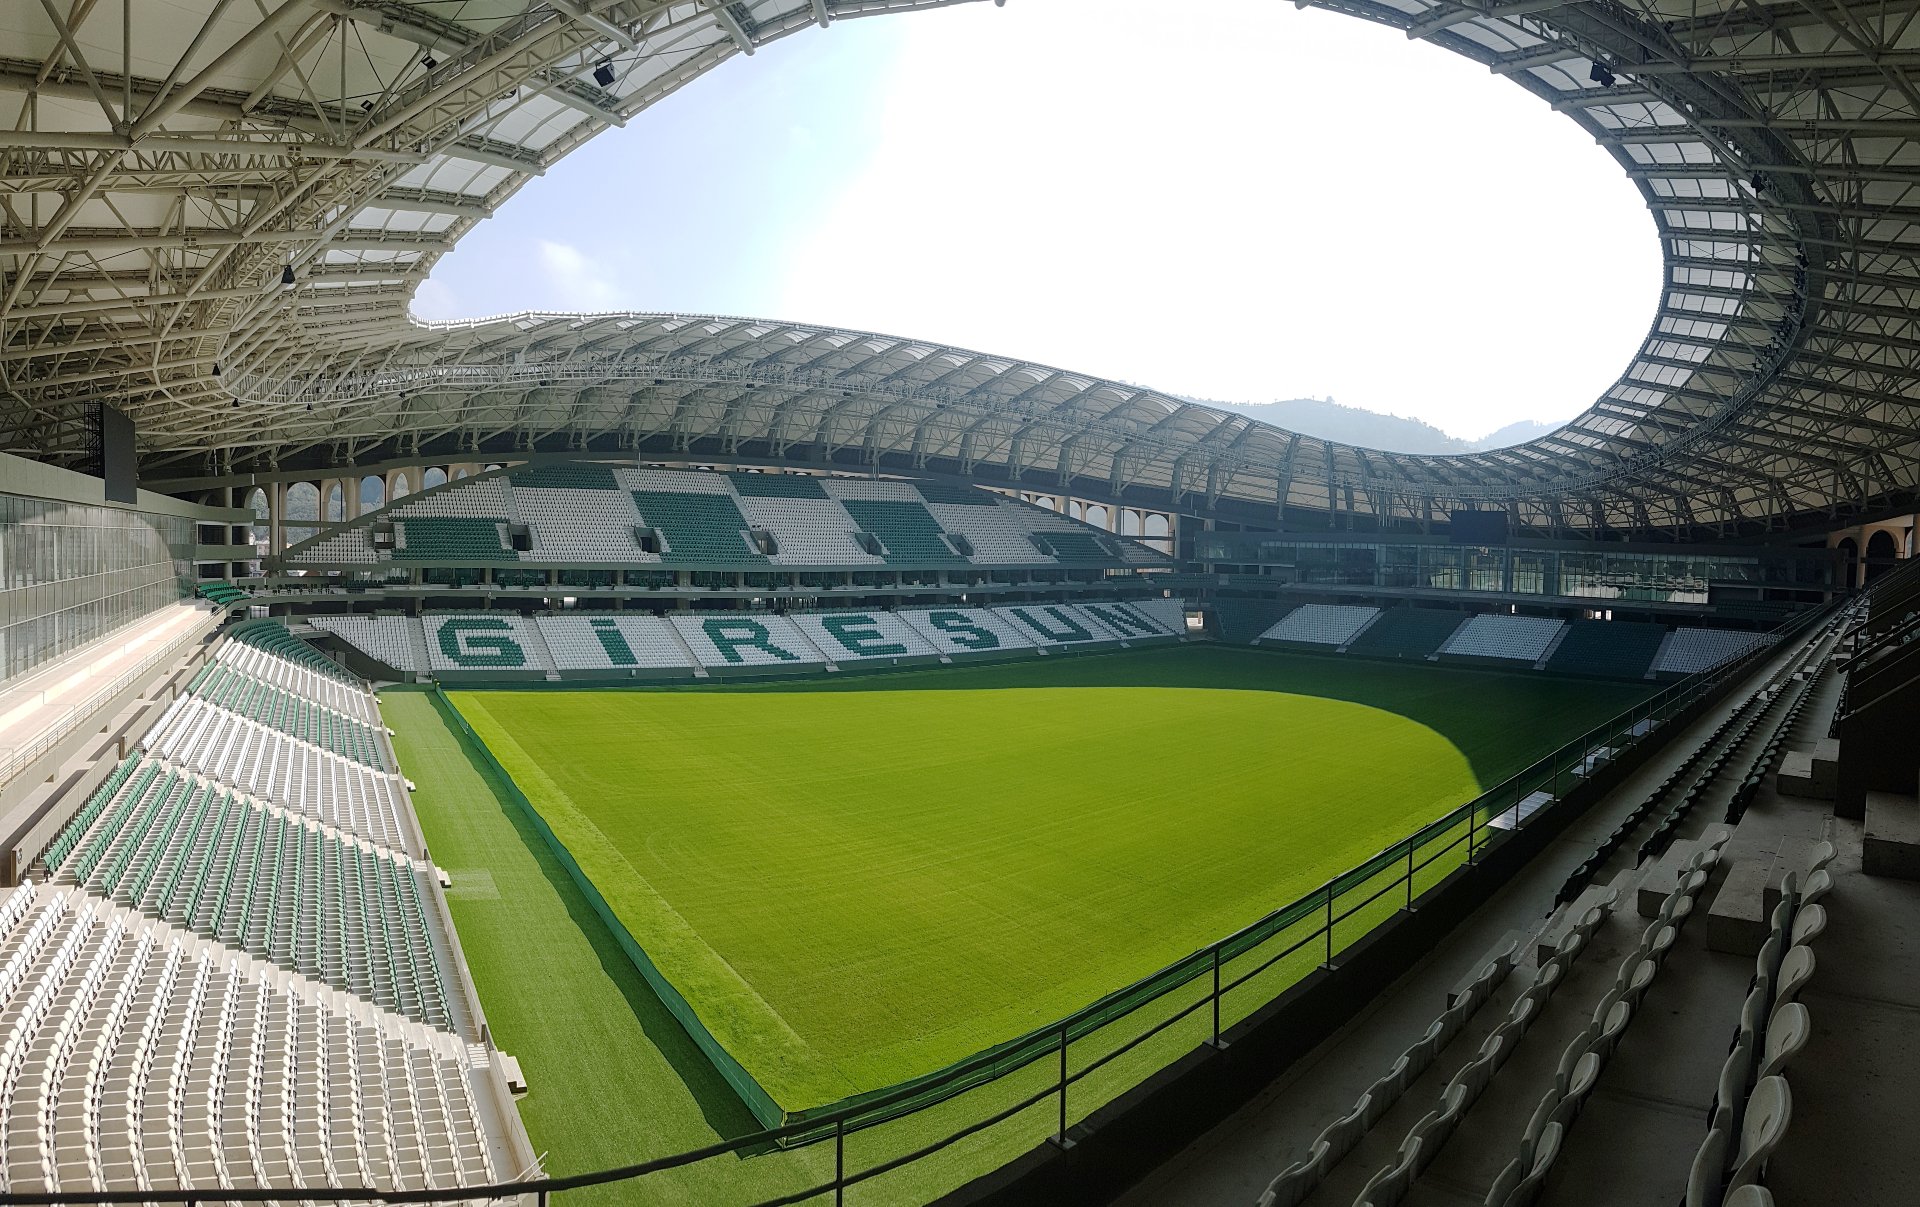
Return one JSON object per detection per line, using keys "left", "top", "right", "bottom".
{"left": 324, "top": 483, "right": 344, "bottom": 523}
{"left": 244, "top": 487, "right": 270, "bottom": 564}
{"left": 283, "top": 482, "right": 319, "bottom": 547}
{"left": 1865, "top": 529, "right": 1899, "bottom": 583}
{"left": 360, "top": 475, "right": 386, "bottom": 512}
{"left": 1117, "top": 510, "right": 1142, "bottom": 537}
{"left": 1083, "top": 504, "right": 1108, "bottom": 529}
{"left": 391, "top": 472, "right": 411, "bottom": 500}
{"left": 423, "top": 467, "right": 448, "bottom": 490}
{"left": 1144, "top": 514, "right": 1170, "bottom": 539}
{"left": 454, "top": 467, "right": 469, "bottom": 480}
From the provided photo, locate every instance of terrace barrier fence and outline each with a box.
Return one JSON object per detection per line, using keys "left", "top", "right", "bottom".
{"left": 0, "top": 603, "right": 1834, "bottom": 1207}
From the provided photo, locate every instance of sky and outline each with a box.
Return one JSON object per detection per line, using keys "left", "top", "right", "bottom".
{"left": 413, "top": 0, "right": 1662, "bottom": 443}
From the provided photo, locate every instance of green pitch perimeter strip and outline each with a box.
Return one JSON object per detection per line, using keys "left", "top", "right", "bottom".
{"left": 390, "top": 647, "right": 1648, "bottom": 1199}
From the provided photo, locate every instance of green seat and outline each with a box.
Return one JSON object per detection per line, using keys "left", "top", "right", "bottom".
{"left": 44, "top": 758, "right": 138, "bottom": 872}
{"left": 912, "top": 480, "right": 997, "bottom": 505}
{"left": 630, "top": 491, "right": 764, "bottom": 563}
{"left": 727, "top": 472, "right": 828, "bottom": 499}
{"left": 509, "top": 463, "right": 618, "bottom": 489}
{"left": 1039, "top": 530, "right": 1119, "bottom": 565}
{"left": 1345, "top": 608, "right": 1468, "bottom": 659}
{"left": 1546, "top": 620, "right": 1668, "bottom": 679}
{"left": 394, "top": 517, "right": 512, "bottom": 561}
{"left": 839, "top": 500, "right": 968, "bottom": 565}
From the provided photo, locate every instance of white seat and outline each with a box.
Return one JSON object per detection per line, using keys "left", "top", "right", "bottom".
{"left": 1800, "top": 868, "right": 1832, "bottom": 908}
{"left": 1549, "top": 1052, "right": 1600, "bottom": 1130}
{"left": 1257, "top": 1138, "right": 1327, "bottom": 1207}
{"left": 1774, "top": 946, "right": 1815, "bottom": 1005}
{"left": 1255, "top": 604, "right": 1381, "bottom": 646}
{"left": 1713, "top": 1037, "right": 1753, "bottom": 1138}
{"left": 1684, "top": 1128, "right": 1729, "bottom": 1207}
{"left": 1654, "top": 628, "right": 1776, "bottom": 675}
{"left": 1789, "top": 904, "right": 1826, "bottom": 948}
{"left": 1500, "top": 1120, "right": 1562, "bottom": 1207}
{"left": 1727, "top": 1076, "right": 1791, "bottom": 1191}
{"left": 1438, "top": 614, "right": 1567, "bottom": 662}
{"left": 1758, "top": 1003, "right": 1809, "bottom": 1079}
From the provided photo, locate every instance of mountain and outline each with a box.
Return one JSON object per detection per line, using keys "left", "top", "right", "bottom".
{"left": 1468, "top": 418, "right": 1558, "bottom": 449}
{"left": 1176, "top": 396, "right": 1561, "bottom": 454}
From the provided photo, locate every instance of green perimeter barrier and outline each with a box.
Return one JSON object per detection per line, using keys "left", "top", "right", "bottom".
{"left": 428, "top": 688, "right": 788, "bottom": 1132}
{"left": 417, "top": 600, "right": 1832, "bottom": 1158}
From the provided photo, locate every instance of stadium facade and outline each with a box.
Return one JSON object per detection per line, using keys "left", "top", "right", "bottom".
{"left": 3, "top": 2, "right": 1920, "bottom": 1206}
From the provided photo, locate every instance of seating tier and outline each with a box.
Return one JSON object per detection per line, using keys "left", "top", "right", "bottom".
{"left": 508, "top": 463, "right": 618, "bottom": 490}
{"left": 44, "top": 760, "right": 450, "bottom": 1027}
{"left": 187, "top": 662, "right": 389, "bottom": 769}
{"left": 997, "top": 604, "right": 1117, "bottom": 647}
{"left": 1038, "top": 530, "right": 1119, "bottom": 565}
{"left": 923, "top": 501, "right": 1051, "bottom": 564}
{"left": 1074, "top": 601, "right": 1180, "bottom": 641}
{"left": 1439, "top": 614, "right": 1567, "bottom": 662}
{"left": 423, "top": 613, "right": 550, "bottom": 675}
{"left": 838, "top": 500, "right": 968, "bottom": 565}
{"left": 214, "top": 640, "right": 377, "bottom": 726}
{"left": 1546, "top": 619, "right": 1669, "bottom": 679}
{"left": 792, "top": 611, "right": 939, "bottom": 661}
{"left": 395, "top": 518, "right": 510, "bottom": 562}
{"left": 1655, "top": 628, "right": 1776, "bottom": 676}
{"left": 391, "top": 476, "right": 514, "bottom": 517}
{"left": 1256, "top": 604, "right": 1382, "bottom": 646}
{"left": 535, "top": 615, "right": 697, "bottom": 670}
{"left": 897, "top": 607, "right": 1037, "bottom": 655}
{"left": 311, "top": 615, "right": 420, "bottom": 673}
{"left": 1342, "top": 607, "right": 1467, "bottom": 658}
{"left": 727, "top": 471, "right": 828, "bottom": 498}
{"left": 734, "top": 497, "right": 881, "bottom": 565}
{"left": 285, "top": 465, "right": 1166, "bottom": 571}
{"left": 670, "top": 613, "right": 826, "bottom": 668}
{"left": 630, "top": 491, "right": 763, "bottom": 563}
{"left": 0, "top": 882, "right": 495, "bottom": 1197}
{"left": 142, "top": 697, "right": 411, "bottom": 852}
{"left": 1130, "top": 598, "right": 1190, "bottom": 636}
{"left": 517, "top": 488, "right": 652, "bottom": 563}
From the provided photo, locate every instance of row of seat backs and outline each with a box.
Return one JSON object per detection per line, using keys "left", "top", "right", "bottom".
{"left": 408, "top": 601, "right": 1185, "bottom": 673}
{"left": 285, "top": 465, "right": 1154, "bottom": 570}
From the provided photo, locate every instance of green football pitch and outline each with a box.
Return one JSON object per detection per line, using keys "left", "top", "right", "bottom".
{"left": 388, "top": 646, "right": 1649, "bottom": 1202}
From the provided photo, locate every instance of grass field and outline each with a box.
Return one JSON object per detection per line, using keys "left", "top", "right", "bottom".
{"left": 390, "top": 646, "right": 1649, "bottom": 1202}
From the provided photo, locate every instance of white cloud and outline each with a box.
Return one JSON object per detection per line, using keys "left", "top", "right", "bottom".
{"left": 536, "top": 239, "right": 630, "bottom": 312}
{"left": 408, "top": 277, "right": 462, "bottom": 321}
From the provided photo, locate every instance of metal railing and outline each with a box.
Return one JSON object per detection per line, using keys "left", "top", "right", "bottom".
{"left": 0, "top": 621, "right": 1807, "bottom": 1207}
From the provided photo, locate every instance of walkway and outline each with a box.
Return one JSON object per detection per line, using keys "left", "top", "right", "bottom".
{"left": 0, "top": 602, "right": 219, "bottom": 792}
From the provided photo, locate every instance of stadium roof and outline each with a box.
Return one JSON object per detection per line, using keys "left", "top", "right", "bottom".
{"left": 2, "top": 0, "right": 1916, "bottom": 537}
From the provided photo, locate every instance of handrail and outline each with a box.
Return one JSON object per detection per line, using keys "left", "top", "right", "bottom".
{"left": 1838, "top": 639, "right": 1920, "bottom": 724}
{"left": 1848, "top": 607, "right": 1920, "bottom": 664}
{"left": 0, "top": 606, "right": 1825, "bottom": 1207}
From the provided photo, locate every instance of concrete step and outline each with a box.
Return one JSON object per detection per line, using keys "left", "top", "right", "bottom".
{"left": 1864, "top": 791, "right": 1920, "bottom": 880}
{"left": 1777, "top": 737, "right": 1840, "bottom": 801}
